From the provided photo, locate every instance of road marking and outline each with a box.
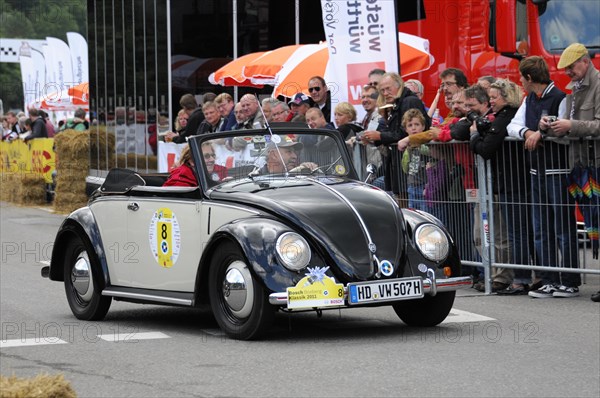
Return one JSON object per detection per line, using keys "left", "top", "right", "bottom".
{"left": 97, "top": 331, "right": 170, "bottom": 342}
{"left": 442, "top": 309, "right": 496, "bottom": 324}
{"left": 1, "top": 338, "right": 69, "bottom": 349}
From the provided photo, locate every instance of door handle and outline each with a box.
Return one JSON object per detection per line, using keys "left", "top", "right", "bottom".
{"left": 127, "top": 202, "right": 139, "bottom": 211}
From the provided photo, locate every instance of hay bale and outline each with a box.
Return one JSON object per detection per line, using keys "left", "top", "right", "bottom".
{"left": 89, "top": 127, "right": 115, "bottom": 170}
{"left": 0, "top": 173, "right": 46, "bottom": 205}
{"left": 0, "top": 173, "right": 17, "bottom": 202}
{"left": 17, "top": 174, "right": 46, "bottom": 205}
{"left": 116, "top": 153, "right": 158, "bottom": 171}
{"left": 53, "top": 191, "right": 88, "bottom": 214}
{"left": 53, "top": 131, "right": 92, "bottom": 214}
{"left": 0, "top": 373, "right": 77, "bottom": 398}
{"left": 53, "top": 131, "right": 90, "bottom": 164}
{"left": 53, "top": 172, "right": 89, "bottom": 214}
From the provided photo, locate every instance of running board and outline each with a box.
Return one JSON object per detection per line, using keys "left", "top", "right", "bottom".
{"left": 102, "top": 286, "right": 194, "bottom": 306}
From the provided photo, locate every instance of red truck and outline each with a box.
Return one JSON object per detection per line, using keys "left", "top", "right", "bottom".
{"left": 398, "top": 0, "right": 599, "bottom": 110}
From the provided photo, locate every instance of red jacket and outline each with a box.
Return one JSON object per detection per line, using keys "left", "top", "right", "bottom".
{"left": 163, "top": 164, "right": 197, "bottom": 187}
{"left": 208, "top": 164, "right": 229, "bottom": 182}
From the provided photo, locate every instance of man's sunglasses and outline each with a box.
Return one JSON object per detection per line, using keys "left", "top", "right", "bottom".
{"left": 308, "top": 86, "right": 321, "bottom": 93}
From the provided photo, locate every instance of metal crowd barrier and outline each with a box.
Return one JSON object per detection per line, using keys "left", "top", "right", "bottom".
{"left": 352, "top": 136, "right": 600, "bottom": 294}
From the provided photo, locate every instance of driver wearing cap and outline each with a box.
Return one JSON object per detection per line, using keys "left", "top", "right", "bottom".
{"left": 262, "top": 135, "right": 318, "bottom": 174}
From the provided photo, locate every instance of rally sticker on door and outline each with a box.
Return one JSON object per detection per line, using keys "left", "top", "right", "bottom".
{"left": 149, "top": 207, "right": 181, "bottom": 268}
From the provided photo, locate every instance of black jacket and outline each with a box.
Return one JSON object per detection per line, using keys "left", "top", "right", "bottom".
{"left": 173, "top": 108, "right": 204, "bottom": 143}
{"left": 469, "top": 105, "right": 527, "bottom": 194}
{"left": 26, "top": 118, "right": 48, "bottom": 141}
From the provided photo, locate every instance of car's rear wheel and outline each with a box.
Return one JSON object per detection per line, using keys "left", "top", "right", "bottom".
{"left": 208, "top": 240, "right": 274, "bottom": 340}
{"left": 63, "top": 236, "right": 111, "bottom": 320}
{"left": 392, "top": 291, "right": 455, "bottom": 326}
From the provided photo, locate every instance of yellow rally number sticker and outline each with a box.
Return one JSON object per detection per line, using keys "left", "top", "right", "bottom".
{"left": 149, "top": 208, "right": 181, "bottom": 268}
{"left": 287, "top": 274, "right": 344, "bottom": 309}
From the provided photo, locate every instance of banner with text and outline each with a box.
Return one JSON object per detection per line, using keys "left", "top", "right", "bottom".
{"left": 320, "top": 0, "right": 399, "bottom": 109}
{"left": 67, "top": 32, "right": 89, "bottom": 85}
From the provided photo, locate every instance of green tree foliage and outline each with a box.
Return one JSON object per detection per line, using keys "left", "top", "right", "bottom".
{"left": 0, "top": 0, "right": 87, "bottom": 111}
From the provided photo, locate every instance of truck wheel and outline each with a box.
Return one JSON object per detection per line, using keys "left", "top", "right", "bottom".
{"left": 392, "top": 291, "right": 455, "bottom": 326}
{"left": 208, "top": 241, "right": 274, "bottom": 340}
{"left": 63, "top": 236, "right": 111, "bottom": 320}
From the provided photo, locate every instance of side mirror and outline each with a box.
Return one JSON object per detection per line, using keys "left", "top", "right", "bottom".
{"left": 494, "top": 0, "right": 517, "bottom": 54}
{"left": 365, "top": 163, "right": 376, "bottom": 183}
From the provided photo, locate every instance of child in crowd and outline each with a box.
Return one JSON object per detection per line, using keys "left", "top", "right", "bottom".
{"left": 399, "top": 109, "right": 430, "bottom": 211}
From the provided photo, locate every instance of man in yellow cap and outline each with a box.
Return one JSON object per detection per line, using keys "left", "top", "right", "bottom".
{"left": 541, "top": 43, "right": 600, "bottom": 301}
{"left": 542, "top": 43, "right": 599, "bottom": 137}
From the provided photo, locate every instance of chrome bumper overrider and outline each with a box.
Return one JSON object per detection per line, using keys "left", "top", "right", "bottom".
{"left": 269, "top": 275, "right": 472, "bottom": 306}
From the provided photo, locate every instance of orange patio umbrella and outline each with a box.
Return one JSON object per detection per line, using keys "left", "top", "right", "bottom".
{"left": 208, "top": 32, "right": 435, "bottom": 98}
{"left": 271, "top": 43, "right": 329, "bottom": 98}
{"left": 242, "top": 44, "right": 304, "bottom": 84}
{"left": 273, "top": 32, "right": 434, "bottom": 98}
{"left": 209, "top": 52, "right": 267, "bottom": 87}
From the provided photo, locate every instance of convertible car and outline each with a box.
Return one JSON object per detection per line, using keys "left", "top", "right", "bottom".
{"left": 43, "top": 126, "right": 471, "bottom": 340}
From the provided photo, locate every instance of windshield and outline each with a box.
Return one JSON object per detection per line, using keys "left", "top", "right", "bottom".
{"left": 192, "top": 130, "right": 353, "bottom": 190}
{"left": 538, "top": 0, "right": 600, "bottom": 52}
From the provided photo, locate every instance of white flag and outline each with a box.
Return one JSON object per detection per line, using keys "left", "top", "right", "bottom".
{"left": 42, "top": 43, "right": 60, "bottom": 98}
{"left": 67, "top": 32, "right": 88, "bottom": 85}
{"left": 46, "top": 37, "right": 75, "bottom": 94}
{"left": 320, "top": 0, "right": 399, "bottom": 109}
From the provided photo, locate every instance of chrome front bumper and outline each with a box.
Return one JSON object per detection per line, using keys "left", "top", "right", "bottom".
{"left": 269, "top": 274, "right": 472, "bottom": 306}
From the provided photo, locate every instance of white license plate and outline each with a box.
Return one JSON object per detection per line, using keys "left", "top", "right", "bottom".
{"left": 348, "top": 278, "right": 423, "bottom": 305}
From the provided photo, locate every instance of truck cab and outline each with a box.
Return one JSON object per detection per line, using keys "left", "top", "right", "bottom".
{"left": 398, "top": 0, "right": 599, "bottom": 110}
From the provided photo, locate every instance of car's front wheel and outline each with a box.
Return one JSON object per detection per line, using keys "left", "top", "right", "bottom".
{"left": 392, "top": 291, "right": 455, "bottom": 326}
{"left": 208, "top": 240, "right": 274, "bottom": 340}
{"left": 63, "top": 236, "right": 112, "bottom": 320}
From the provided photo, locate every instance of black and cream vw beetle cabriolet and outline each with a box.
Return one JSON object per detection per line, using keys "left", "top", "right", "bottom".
{"left": 43, "top": 126, "right": 471, "bottom": 340}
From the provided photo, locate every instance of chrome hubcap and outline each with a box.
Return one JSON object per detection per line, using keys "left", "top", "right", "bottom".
{"left": 222, "top": 261, "right": 254, "bottom": 318}
{"left": 71, "top": 251, "right": 94, "bottom": 302}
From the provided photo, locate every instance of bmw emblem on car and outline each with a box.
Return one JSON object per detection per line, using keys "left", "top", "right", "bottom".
{"left": 379, "top": 260, "right": 394, "bottom": 277}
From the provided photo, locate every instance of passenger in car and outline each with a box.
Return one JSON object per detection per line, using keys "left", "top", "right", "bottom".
{"left": 260, "top": 135, "right": 318, "bottom": 174}
{"left": 163, "top": 145, "right": 198, "bottom": 187}
{"left": 202, "top": 141, "right": 228, "bottom": 183}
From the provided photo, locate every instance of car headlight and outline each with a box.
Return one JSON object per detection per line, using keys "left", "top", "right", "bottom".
{"left": 275, "top": 232, "right": 311, "bottom": 271}
{"left": 415, "top": 224, "right": 449, "bottom": 261}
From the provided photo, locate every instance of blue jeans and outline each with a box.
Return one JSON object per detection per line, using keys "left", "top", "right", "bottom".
{"left": 499, "top": 191, "right": 533, "bottom": 284}
{"left": 372, "top": 176, "right": 386, "bottom": 190}
{"left": 407, "top": 184, "right": 428, "bottom": 212}
{"left": 530, "top": 173, "right": 580, "bottom": 287}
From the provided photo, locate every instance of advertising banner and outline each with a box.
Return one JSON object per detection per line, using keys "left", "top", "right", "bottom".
{"left": 320, "top": 0, "right": 399, "bottom": 108}
{"left": 0, "top": 138, "right": 56, "bottom": 183}
{"left": 67, "top": 32, "right": 89, "bottom": 85}
{"left": 157, "top": 141, "right": 187, "bottom": 172}
{"left": 45, "top": 37, "right": 75, "bottom": 95}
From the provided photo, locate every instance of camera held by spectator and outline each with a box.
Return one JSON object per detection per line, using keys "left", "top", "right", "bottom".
{"left": 466, "top": 111, "right": 492, "bottom": 134}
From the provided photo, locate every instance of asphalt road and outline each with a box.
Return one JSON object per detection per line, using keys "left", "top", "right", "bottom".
{"left": 1, "top": 202, "right": 599, "bottom": 398}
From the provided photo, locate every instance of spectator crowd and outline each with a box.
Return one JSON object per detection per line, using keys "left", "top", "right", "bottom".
{"left": 2, "top": 43, "right": 598, "bottom": 302}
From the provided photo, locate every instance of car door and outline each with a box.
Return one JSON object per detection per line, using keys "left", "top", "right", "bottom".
{"left": 89, "top": 197, "right": 133, "bottom": 286}
{"left": 125, "top": 195, "right": 204, "bottom": 291}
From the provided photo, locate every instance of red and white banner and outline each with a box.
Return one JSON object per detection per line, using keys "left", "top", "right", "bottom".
{"left": 320, "top": 0, "right": 399, "bottom": 109}
{"left": 158, "top": 141, "right": 187, "bottom": 172}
